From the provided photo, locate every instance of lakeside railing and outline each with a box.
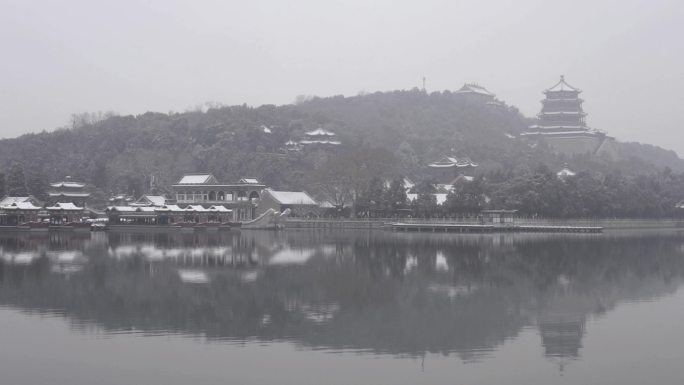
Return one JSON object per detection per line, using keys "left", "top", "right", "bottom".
{"left": 285, "top": 217, "right": 684, "bottom": 229}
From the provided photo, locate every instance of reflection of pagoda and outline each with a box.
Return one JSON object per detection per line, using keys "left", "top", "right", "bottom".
{"left": 521, "top": 76, "right": 611, "bottom": 155}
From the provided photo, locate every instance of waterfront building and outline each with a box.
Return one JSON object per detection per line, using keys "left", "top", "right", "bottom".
{"left": 172, "top": 173, "right": 265, "bottom": 221}
{"left": 0, "top": 200, "right": 43, "bottom": 225}
{"left": 106, "top": 204, "right": 233, "bottom": 225}
{"left": 48, "top": 176, "right": 90, "bottom": 206}
{"left": 257, "top": 189, "right": 318, "bottom": 217}
{"left": 521, "top": 76, "right": 612, "bottom": 155}
{"left": 46, "top": 202, "right": 85, "bottom": 224}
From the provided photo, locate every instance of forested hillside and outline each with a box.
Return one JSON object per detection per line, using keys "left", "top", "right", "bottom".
{"left": 0, "top": 88, "right": 682, "bottom": 212}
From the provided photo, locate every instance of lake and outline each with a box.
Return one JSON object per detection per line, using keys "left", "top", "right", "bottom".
{"left": 1, "top": 229, "right": 684, "bottom": 384}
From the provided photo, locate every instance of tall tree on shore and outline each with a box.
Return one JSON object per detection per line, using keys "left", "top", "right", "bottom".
{"left": 26, "top": 168, "right": 48, "bottom": 201}
{"left": 6, "top": 162, "right": 28, "bottom": 196}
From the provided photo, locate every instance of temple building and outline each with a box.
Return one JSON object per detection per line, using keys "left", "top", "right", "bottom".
{"left": 521, "top": 76, "right": 612, "bottom": 155}
{"left": 48, "top": 176, "right": 91, "bottom": 207}
{"left": 171, "top": 174, "right": 265, "bottom": 221}
{"left": 427, "top": 155, "right": 477, "bottom": 184}
{"left": 455, "top": 83, "right": 496, "bottom": 102}
{"left": 298, "top": 128, "right": 341, "bottom": 148}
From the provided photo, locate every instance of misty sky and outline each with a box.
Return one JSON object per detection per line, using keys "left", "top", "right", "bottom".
{"left": 1, "top": 0, "right": 683, "bottom": 154}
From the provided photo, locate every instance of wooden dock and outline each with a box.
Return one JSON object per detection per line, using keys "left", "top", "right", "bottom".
{"left": 389, "top": 222, "right": 603, "bottom": 233}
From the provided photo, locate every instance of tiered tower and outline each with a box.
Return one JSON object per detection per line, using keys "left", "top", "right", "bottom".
{"left": 522, "top": 76, "right": 611, "bottom": 155}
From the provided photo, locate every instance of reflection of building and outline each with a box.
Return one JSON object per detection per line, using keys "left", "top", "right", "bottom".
{"left": 538, "top": 312, "right": 586, "bottom": 373}
{"left": 257, "top": 189, "right": 318, "bottom": 217}
{"left": 46, "top": 202, "right": 85, "bottom": 224}
{"left": 0, "top": 199, "right": 43, "bottom": 225}
{"left": 172, "top": 174, "right": 265, "bottom": 220}
{"left": 48, "top": 176, "right": 90, "bottom": 206}
{"left": 521, "top": 76, "right": 612, "bottom": 155}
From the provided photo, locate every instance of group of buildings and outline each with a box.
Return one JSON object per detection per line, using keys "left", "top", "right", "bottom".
{"left": 0, "top": 177, "right": 92, "bottom": 227}
{"left": 0, "top": 76, "right": 611, "bottom": 228}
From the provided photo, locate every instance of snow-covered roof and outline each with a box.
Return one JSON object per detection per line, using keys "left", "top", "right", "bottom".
{"left": 155, "top": 204, "right": 185, "bottom": 212}
{"left": 557, "top": 165, "right": 577, "bottom": 178}
{"left": 406, "top": 193, "right": 448, "bottom": 205}
{"left": 305, "top": 128, "right": 336, "bottom": 136}
{"left": 266, "top": 190, "right": 317, "bottom": 205}
{"left": 107, "top": 206, "right": 137, "bottom": 212}
{"left": 261, "top": 125, "right": 272, "bottom": 134}
{"left": 50, "top": 181, "right": 86, "bottom": 188}
{"left": 137, "top": 195, "right": 166, "bottom": 206}
{"left": 48, "top": 192, "right": 90, "bottom": 197}
{"left": 299, "top": 140, "right": 341, "bottom": 145}
{"left": 545, "top": 75, "right": 581, "bottom": 93}
{"left": 428, "top": 156, "right": 478, "bottom": 168}
{"left": 47, "top": 202, "right": 83, "bottom": 210}
{"left": 208, "top": 205, "right": 232, "bottom": 212}
{"left": 176, "top": 174, "right": 217, "bottom": 185}
{"left": 0, "top": 196, "right": 32, "bottom": 206}
{"left": 540, "top": 111, "right": 585, "bottom": 115}
{"left": 186, "top": 205, "right": 208, "bottom": 212}
{"left": 455, "top": 83, "right": 495, "bottom": 97}
{"left": 239, "top": 178, "right": 261, "bottom": 184}
{"left": 1, "top": 201, "right": 41, "bottom": 210}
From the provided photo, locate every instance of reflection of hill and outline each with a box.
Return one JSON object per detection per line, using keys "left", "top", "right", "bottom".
{"left": 1, "top": 231, "right": 683, "bottom": 362}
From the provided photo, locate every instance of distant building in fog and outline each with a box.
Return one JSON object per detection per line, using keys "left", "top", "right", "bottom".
{"left": 427, "top": 155, "right": 477, "bottom": 184}
{"left": 521, "top": 76, "right": 612, "bottom": 156}
{"left": 455, "top": 83, "right": 496, "bottom": 102}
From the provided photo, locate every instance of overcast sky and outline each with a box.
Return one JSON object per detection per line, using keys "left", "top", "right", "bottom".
{"left": 1, "top": 0, "right": 683, "bottom": 154}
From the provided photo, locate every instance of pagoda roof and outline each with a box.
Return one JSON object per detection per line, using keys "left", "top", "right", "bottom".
{"left": 46, "top": 202, "right": 84, "bottom": 211}
{"left": 306, "top": 128, "right": 336, "bottom": 136}
{"left": 50, "top": 181, "right": 86, "bottom": 188}
{"left": 455, "top": 83, "right": 495, "bottom": 97}
{"left": 545, "top": 76, "right": 581, "bottom": 93}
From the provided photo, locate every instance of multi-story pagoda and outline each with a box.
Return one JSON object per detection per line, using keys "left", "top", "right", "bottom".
{"left": 521, "top": 76, "right": 611, "bottom": 155}
{"left": 48, "top": 176, "right": 90, "bottom": 207}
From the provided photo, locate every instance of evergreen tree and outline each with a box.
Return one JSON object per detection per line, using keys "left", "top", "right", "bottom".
{"left": 6, "top": 162, "right": 28, "bottom": 196}
{"left": 0, "top": 172, "right": 6, "bottom": 197}
{"left": 26, "top": 168, "right": 48, "bottom": 201}
{"left": 384, "top": 178, "right": 408, "bottom": 214}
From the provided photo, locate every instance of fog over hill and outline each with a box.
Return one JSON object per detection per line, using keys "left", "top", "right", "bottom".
{"left": 0, "top": 89, "right": 682, "bottom": 202}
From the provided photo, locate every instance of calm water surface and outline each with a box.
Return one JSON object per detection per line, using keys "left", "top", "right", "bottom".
{"left": 1, "top": 229, "right": 684, "bottom": 384}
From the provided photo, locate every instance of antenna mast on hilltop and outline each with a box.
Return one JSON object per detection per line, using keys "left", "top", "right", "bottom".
{"left": 422, "top": 76, "right": 426, "bottom": 92}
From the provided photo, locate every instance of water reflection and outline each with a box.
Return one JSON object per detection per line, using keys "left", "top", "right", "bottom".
{"left": 1, "top": 230, "right": 684, "bottom": 368}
